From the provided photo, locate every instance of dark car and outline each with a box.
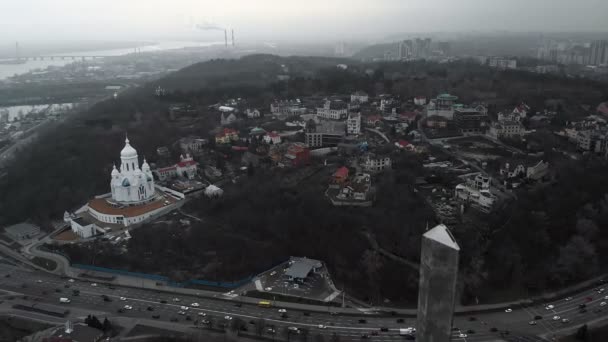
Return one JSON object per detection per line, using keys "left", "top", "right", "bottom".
{"left": 281, "top": 313, "right": 288, "bottom": 318}
{"left": 580, "top": 308, "right": 588, "bottom": 313}
{"left": 303, "top": 312, "right": 311, "bottom": 316}
{"left": 467, "top": 329, "right": 475, "bottom": 334}
{"left": 234, "top": 303, "right": 242, "bottom": 307}
{"left": 534, "top": 315, "right": 542, "bottom": 320}
{"left": 72, "top": 290, "right": 80, "bottom": 296}
{"left": 361, "top": 334, "right": 369, "bottom": 339}
{"left": 117, "top": 308, "right": 125, "bottom": 313}
{"left": 55, "top": 289, "right": 62, "bottom": 293}
{"left": 160, "top": 300, "right": 167, "bottom": 304}
{"left": 146, "top": 306, "right": 154, "bottom": 311}
{"left": 152, "top": 315, "right": 160, "bottom": 319}
{"left": 490, "top": 327, "right": 498, "bottom": 332}
{"left": 358, "top": 319, "right": 367, "bottom": 324}
{"left": 404, "top": 335, "right": 415, "bottom": 341}
{"left": 108, "top": 286, "right": 116, "bottom": 290}
{"left": 102, "top": 295, "right": 111, "bottom": 302}
{"left": 186, "top": 316, "right": 192, "bottom": 321}
{"left": 4, "top": 274, "right": 10, "bottom": 278}
{"left": 170, "top": 317, "right": 178, "bottom": 322}
{"left": 468, "top": 317, "right": 476, "bottom": 321}
{"left": 396, "top": 318, "right": 405, "bottom": 323}
{"left": 64, "top": 284, "right": 70, "bottom": 288}
{"left": 579, "top": 304, "right": 587, "bottom": 309}
{"left": 380, "top": 327, "right": 389, "bottom": 332}
{"left": 371, "top": 331, "right": 379, "bottom": 336}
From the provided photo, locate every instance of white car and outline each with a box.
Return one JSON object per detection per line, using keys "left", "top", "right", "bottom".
{"left": 270, "top": 271, "right": 277, "bottom": 276}
{"left": 545, "top": 305, "right": 555, "bottom": 310}
{"left": 601, "top": 302, "right": 607, "bottom": 307}
{"left": 180, "top": 306, "right": 189, "bottom": 311}
{"left": 68, "top": 279, "right": 75, "bottom": 283}
{"left": 172, "top": 298, "right": 181, "bottom": 302}
{"left": 278, "top": 309, "right": 287, "bottom": 313}
{"left": 565, "top": 297, "right": 572, "bottom": 301}
{"left": 91, "top": 283, "right": 98, "bottom": 287}
{"left": 36, "top": 280, "right": 43, "bottom": 283}
{"left": 225, "top": 315, "right": 233, "bottom": 320}
{"left": 178, "top": 310, "right": 186, "bottom": 315}
{"left": 124, "top": 305, "right": 133, "bottom": 310}
{"left": 504, "top": 308, "right": 512, "bottom": 313}
{"left": 553, "top": 315, "right": 561, "bottom": 321}
{"left": 529, "top": 320, "right": 537, "bottom": 325}
{"left": 604, "top": 295, "right": 608, "bottom": 300}
{"left": 198, "top": 312, "right": 206, "bottom": 317}
{"left": 318, "top": 324, "right": 326, "bottom": 329}
{"left": 562, "top": 318, "right": 570, "bottom": 323}
{"left": 191, "top": 303, "right": 200, "bottom": 307}
{"left": 459, "top": 333, "right": 468, "bottom": 338}
{"left": 265, "top": 287, "right": 273, "bottom": 291}
{"left": 120, "top": 297, "right": 126, "bottom": 301}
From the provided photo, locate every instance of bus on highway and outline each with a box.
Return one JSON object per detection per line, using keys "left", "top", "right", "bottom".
{"left": 258, "top": 300, "right": 272, "bottom": 308}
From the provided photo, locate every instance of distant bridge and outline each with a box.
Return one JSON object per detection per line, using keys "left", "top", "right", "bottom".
{"left": 16, "top": 55, "right": 113, "bottom": 61}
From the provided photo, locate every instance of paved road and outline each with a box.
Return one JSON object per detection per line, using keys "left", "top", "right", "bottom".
{"left": 0, "top": 263, "right": 606, "bottom": 341}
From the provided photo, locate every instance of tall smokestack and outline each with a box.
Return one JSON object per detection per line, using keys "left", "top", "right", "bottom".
{"left": 224, "top": 29, "right": 228, "bottom": 48}
{"left": 231, "top": 29, "right": 235, "bottom": 47}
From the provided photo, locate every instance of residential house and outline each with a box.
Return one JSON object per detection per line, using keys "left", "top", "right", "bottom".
{"left": 350, "top": 91, "right": 369, "bottom": 103}
{"left": 489, "top": 120, "right": 525, "bottom": 138}
{"left": 270, "top": 100, "right": 306, "bottom": 117}
{"left": 454, "top": 174, "right": 496, "bottom": 212}
{"left": 246, "top": 108, "right": 261, "bottom": 118}
{"left": 365, "top": 114, "right": 383, "bottom": 127}
{"left": 362, "top": 154, "right": 392, "bottom": 173}
{"left": 332, "top": 166, "right": 350, "bottom": 185}
{"left": 264, "top": 132, "right": 282, "bottom": 145}
{"left": 153, "top": 154, "right": 199, "bottom": 181}
{"left": 284, "top": 143, "right": 311, "bottom": 167}
{"left": 347, "top": 113, "right": 361, "bottom": 135}
{"left": 317, "top": 99, "right": 348, "bottom": 120}
{"left": 453, "top": 106, "right": 489, "bottom": 135}
{"left": 179, "top": 137, "right": 207, "bottom": 155}
{"left": 414, "top": 96, "right": 427, "bottom": 106}
{"left": 220, "top": 112, "right": 237, "bottom": 126}
{"left": 215, "top": 128, "right": 239, "bottom": 144}
{"left": 427, "top": 93, "right": 458, "bottom": 119}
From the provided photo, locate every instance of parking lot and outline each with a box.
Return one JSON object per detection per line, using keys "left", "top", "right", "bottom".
{"left": 242, "top": 259, "right": 340, "bottom": 303}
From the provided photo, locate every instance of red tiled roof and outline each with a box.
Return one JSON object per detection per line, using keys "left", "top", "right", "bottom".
{"left": 177, "top": 160, "right": 197, "bottom": 167}
{"left": 397, "top": 140, "right": 411, "bottom": 147}
{"left": 334, "top": 166, "right": 349, "bottom": 178}
{"left": 88, "top": 196, "right": 177, "bottom": 218}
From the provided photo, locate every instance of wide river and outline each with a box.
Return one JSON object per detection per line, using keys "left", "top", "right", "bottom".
{"left": 0, "top": 40, "right": 220, "bottom": 80}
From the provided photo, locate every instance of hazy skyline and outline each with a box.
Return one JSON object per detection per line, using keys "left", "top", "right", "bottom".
{"left": 2, "top": 0, "right": 608, "bottom": 43}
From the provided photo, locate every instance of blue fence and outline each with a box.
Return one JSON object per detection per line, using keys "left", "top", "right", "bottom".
{"left": 71, "top": 263, "right": 251, "bottom": 289}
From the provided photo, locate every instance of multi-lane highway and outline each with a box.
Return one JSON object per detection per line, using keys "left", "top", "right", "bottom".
{"left": 0, "top": 261, "right": 606, "bottom": 341}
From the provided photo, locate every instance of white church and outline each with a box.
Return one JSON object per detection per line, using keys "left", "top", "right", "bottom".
{"left": 65, "top": 137, "right": 183, "bottom": 239}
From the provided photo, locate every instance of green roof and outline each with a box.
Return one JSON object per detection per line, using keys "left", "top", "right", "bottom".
{"left": 437, "top": 94, "right": 458, "bottom": 100}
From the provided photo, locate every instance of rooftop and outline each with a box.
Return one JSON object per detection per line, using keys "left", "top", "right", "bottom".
{"left": 424, "top": 224, "right": 460, "bottom": 251}
{"left": 88, "top": 193, "right": 178, "bottom": 218}
{"left": 437, "top": 94, "right": 458, "bottom": 101}
{"left": 285, "top": 257, "right": 322, "bottom": 279}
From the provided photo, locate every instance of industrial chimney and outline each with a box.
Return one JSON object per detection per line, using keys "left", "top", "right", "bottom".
{"left": 224, "top": 29, "right": 228, "bottom": 48}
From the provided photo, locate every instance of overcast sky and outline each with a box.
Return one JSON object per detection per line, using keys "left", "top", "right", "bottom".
{"left": 2, "top": 0, "right": 608, "bottom": 43}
